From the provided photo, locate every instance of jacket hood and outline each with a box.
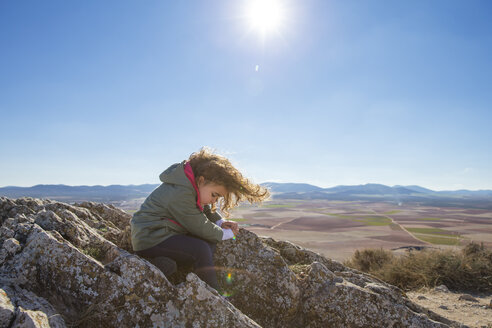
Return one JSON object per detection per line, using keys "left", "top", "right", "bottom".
{"left": 159, "top": 161, "right": 191, "bottom": 186}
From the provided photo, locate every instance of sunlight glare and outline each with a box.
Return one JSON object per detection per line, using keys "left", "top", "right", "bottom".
{"left": 246, "top": 0, "right": 285, "bottom": 36}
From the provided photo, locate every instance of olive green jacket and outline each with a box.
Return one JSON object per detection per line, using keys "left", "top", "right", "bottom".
{"left": 130, "top": 161, "right": 224, "bottom": 251}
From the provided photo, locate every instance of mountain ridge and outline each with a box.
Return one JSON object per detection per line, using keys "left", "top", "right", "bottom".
{"left": 2, "top": 182, "right": 491, "bottom": 193}
{"left": 1, "top": 182, "right": 491, "bottom": 209}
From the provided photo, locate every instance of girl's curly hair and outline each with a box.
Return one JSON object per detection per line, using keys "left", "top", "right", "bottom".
{"left": 188, "top": 147, "right": 270, "bottom": 216}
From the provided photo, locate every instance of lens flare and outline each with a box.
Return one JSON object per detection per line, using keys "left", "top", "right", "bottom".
{"left": 221, "top": 271, "right": 235, "bottom": 298}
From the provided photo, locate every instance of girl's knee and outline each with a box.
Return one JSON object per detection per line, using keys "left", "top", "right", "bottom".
{"left": 187, "top": 240, "right": 215, "bottom": 269}
{"left": 194, "top": 239, "right": 214, "bottom": 257}
{"left": 208, "top": 242, "right": 217, "bottom": 253}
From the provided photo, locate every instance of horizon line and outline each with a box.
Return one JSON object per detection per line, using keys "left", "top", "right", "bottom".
{"left": 1, "top": 182, "right": 492, "bottom": 193}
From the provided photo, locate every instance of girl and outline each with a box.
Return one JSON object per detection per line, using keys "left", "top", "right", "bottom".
{"left": 131, "top": 148, "right": 269, "bottom": 293}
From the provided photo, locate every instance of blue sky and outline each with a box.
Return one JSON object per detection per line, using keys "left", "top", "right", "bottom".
{"left": 1, "top": 0, "right": 491, "bottom": 190}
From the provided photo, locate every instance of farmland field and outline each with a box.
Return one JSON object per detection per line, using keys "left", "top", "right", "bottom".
{"left": 229, "top": 199, "right": 492, "bottom": 261}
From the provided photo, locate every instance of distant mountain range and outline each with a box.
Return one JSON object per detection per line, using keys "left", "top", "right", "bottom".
{"left": 262, "top": 182, "right": 492, "bottom": 196}
{"left": 0, "top": 184, "right": 158, "bottom": 202}
{"left": 1, "top": 182, "right": 491, "bottom": 209}
{"left": 262, "top": 182, "right": 492, "bottom": 209}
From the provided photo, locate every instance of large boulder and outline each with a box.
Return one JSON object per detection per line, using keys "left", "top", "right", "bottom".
{"left": 0, "top": 197, "right": 463, "bottom": 327}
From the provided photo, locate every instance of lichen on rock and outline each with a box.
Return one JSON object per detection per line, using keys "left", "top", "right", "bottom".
{"left": 0, "top": 197, "right": 464, "bottom": 327}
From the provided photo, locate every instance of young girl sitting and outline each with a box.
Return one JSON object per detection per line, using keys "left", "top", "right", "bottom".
{"left": 130, "top": 148, "right": 269, "bottom": 294}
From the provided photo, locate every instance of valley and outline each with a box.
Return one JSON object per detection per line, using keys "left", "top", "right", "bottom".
{"left": 229, "top": 199, "right": 492, "bottom": 261}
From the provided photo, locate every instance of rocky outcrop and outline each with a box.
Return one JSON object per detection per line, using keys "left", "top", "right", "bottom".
{"left": 0, "top": 197, "right": 463, "bottom": 327}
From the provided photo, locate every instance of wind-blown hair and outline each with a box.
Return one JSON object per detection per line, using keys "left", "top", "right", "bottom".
{"left": 188, "top": 147, "right": 270, "bottom": 216}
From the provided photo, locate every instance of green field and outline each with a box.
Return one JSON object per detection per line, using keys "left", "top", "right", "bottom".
{"left": 405, "top": 227, "right": 461, "bottom": 245}
{"left": 415, "top": 217, "right": 442, "bottom": 221}
{"left": 383, "top": 210, "right": 402, "bottom": 215}
{"left": 406, "top": 227, "right": 459, "bottom": 237}
{"left": 413, "top": 233, "right": 461, "bottom": 245}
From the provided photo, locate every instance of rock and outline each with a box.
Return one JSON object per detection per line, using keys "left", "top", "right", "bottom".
{"left": 434, "top": 285, "right": 450, "bottom": 293}
{"left": 1, "top": 285, "right": 66, "bottom": 328}
{"left": 12, "top": 307, "right": 50, "bottom": 328}
{"left": 262, "top": 237, "right": 346, "bottom": 272}
{"left": 489, "top": 299, "right": 492, "bottom": 309}
{"left": 418, "top": 295, "right": 428, "bottom": 300}
{"left": 0, "top": 196, "right": 463, "bottom": 327}
{"left": 298, "top": 262, "right": 451, "bottom": 327}
{"left": 0, "top": 197, "right": 260, "bottom": 328}
{"left": 438, "top": 305, "right": 449, "bottom": 310}
{"left": 0, "top": 288, "right": 15, "bottom": 328}
{"left": 2, "top": 237, "right": 21, "bottom": 254}
{"left": 458, "top": 294, "right": 479, "bottom": 302}
{"left": 214, "top": 229, "right": 301, "bottom": 327}
{"left": 0, "top": 238, "right": 22, "bottom": 263}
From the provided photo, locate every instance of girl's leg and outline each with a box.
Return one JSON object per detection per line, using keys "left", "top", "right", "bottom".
{"left": 136, "top": 234, "right": 220, "bottom": 292}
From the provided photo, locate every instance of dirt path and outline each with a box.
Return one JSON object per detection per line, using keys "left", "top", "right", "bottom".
{"left": 370, "top": 208, "right": 433, "bottom": 246}
{"left": 408, "top": 288, "right": 492, "bottom": 328}
{"left": 270, "top": 217, "right": 298, "bottom": 229}
{"left": 268, "top": 208, "right": 313, "bottom": 230}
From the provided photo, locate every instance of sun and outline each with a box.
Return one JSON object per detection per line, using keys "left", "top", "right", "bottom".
{"left": 246, "top": 0, "right": 286, "bottom": 36}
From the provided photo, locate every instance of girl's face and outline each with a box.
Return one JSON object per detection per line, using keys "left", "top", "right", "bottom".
{"left": 197, "top": 177, "right": 227, "bottom": 207}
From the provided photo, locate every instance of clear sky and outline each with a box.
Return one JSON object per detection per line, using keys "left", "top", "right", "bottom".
{"left": 1, "top": 0, "right": 491, "bottom": 190}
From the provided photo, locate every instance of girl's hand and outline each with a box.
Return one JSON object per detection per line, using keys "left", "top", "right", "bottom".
{"left": 221, "top": 220, "right": 239, "bottom": 235}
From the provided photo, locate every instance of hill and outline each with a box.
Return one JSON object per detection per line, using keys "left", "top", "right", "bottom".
{"left": 260, "top": 182, "right": 324, "bottom": 193}
{"left": 0, "top": 184, "right": 158, "bottom": 202}
{"left": 262, "top": 183, "right": 492, "bottom": 209}
{"left": 1, "top": 183, "right": 491, "bottom": 209}
{"left": 0, "top": 196, "right": 462, "bottom": 327}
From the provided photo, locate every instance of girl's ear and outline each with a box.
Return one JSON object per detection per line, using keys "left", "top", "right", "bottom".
{"left": 197, "top": 176, "right": 205, "bottom": 186}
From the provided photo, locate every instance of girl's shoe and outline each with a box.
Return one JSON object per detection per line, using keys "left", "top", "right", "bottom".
{"left": 148, "top": 256, "right": 177, "bottom": 277}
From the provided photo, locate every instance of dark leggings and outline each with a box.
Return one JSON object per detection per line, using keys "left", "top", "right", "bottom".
{"left": 136, "top": 234, "right": 220, "bottom": 292}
